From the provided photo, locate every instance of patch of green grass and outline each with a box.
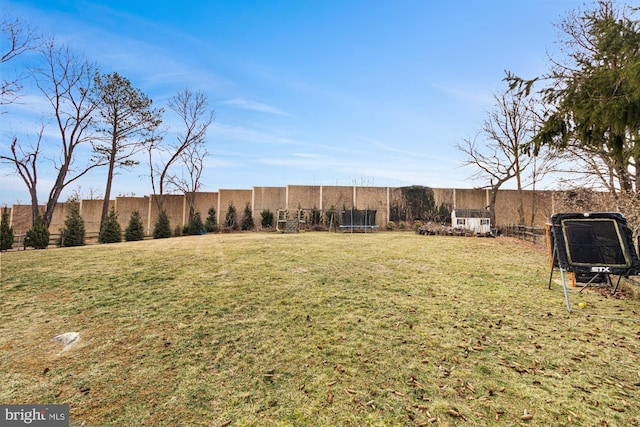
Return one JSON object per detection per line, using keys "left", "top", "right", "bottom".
{"left": 1, "top": 233, "right": 640, "bottom": 426}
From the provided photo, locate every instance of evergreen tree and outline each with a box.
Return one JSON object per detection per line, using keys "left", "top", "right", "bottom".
{"left": 261, "top": 209, "right": 274, "bottom": 228}
{"left": 91, "top": 72, "right": 163, "bottom": 229}
{"left": 204, "top": 207, "right": 217, "bottom": 232}
{"left": 225, "top": 202, "right": 238, "bottom": 230}
{"left": 153, "top": 210, "right": 171, "bottom": 238}
{"left": 309, "top": 207, "right": 322, "bottom": 225}
{"left": 241, "top": 203, "right": 254, "bottom": 231}
{"left": 125, "top": 210, "right": 145, "bottom": 241}
{"left": 0, "top": 207, "right": 14, "bottom": 251}
{"left": 508, "top": 1, "right": 640, "bottom": 194}
{"left": 184, "top": 211, "right": 204, "bottom": 235}
{"left": 25, "top": 215, "right": 50, "bottom": 249}
{"left": 99, "top": 208, "right": 122, "bottom": 243}
{"left": 57, "top": 201, "right": 85, "bottom": 247}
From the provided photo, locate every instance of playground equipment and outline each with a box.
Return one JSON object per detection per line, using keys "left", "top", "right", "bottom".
{"left": 339, "top": 209, "right": 378, "bottom": 233}
{"left": 546, "top": 212, "right": 640, "bottom": 312}
{"left": 276, "top": 209, "right": 305, "bottom": 233}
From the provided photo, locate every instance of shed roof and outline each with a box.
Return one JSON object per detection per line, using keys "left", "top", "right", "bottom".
{"left": 453, "top": 209, "right": 490, "bottom": 219}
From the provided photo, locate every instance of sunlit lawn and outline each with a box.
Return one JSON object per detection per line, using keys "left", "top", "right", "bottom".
{"left": 1, "top": 232, "right": 639, "bottom": 426}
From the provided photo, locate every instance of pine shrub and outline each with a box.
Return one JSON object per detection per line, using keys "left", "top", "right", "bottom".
{"left": 241, "top": 203, "right": 254, "bottom": 231}
{"left": 309, "top": 207, "right": 322, "bottom": 225}
{"left": 25, "top": 215, "right": 50, "bottom": 249}
{"left": 125, "top": 210, "right": 145, "bottom": 241}
{"left": 324, "top": 206, "right": 339, "bottom": 227}
{"left": 184, "top": 211, "right": 204, "bottom": 235}
{"left": 99, "top": 209, "right": 122, "bottom": 243}
{"left": 261, "top": 209, "right": 274, "bottom": 228}
{"left": 57, "top": 202, "right": 85, "bottom": 247}
{"left": 204, "top": 207, "right": 218, "bottom": 232}
{"left": 153, "top": 210, "right": 171, "bottom": 239}
{"left": 225, "top": 203, "right": 238, "bottom": 230}
{"left": 0, "top": 207, "right": 14, "bottom": 251}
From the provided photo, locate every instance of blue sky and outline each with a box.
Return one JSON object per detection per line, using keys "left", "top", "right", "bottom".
{"left": 1, "top": 0, "right": 586, "bottom": 204}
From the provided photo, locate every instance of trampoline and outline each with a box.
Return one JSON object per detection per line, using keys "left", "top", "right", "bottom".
{"left": 339, "top": 209, "right": 378, "bottom": 232}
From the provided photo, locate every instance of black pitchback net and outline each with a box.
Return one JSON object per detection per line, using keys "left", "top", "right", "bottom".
{"left": 550, "top": 212, "right": 639, "bottom": 275}
{"left": 547, "top": 212, "right": 640, "bottom": 312}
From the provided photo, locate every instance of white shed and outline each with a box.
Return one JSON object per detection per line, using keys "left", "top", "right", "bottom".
{"left": 451, "top": 209, "right": 492, "bottom": 235}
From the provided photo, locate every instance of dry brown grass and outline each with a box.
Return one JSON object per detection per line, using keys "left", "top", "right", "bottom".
{"left": 1, "top": 232, "right": 639, "bottom": 426}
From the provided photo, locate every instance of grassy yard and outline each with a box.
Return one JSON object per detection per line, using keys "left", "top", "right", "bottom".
{"left": 1, "top": 232, "right": 639, "bottom": 426}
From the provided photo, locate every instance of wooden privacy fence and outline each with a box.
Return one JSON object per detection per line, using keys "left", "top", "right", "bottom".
{"left": 498, "top": 224, "right": 546, "bottom": 244}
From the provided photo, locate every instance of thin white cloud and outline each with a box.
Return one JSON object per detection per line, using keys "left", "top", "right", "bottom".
{"left": 431, "top": 82, "right": 495, "bottom": 106}
{"left": 291, "top": 152, "right": 327, "bottom": 159}
{"left": 224, "top": 98, "right": 290, "bottom": 116}
{"left": 209, "top": 123, "right": 301, "bottom": 146}
{"left": 252, "top": 151, "right": 468, "bottom": 189}
{"left": 347, "top": 134, "right": 464, "bottom": 168}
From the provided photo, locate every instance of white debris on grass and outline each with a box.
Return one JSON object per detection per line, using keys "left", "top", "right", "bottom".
{"left": 53, "top": 332, "right": 80, "bottom": 353}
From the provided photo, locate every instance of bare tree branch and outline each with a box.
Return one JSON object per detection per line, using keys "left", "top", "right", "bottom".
{"left": 457, "top": 88, "right": 546, "bottom": 225}
{"left": 148, "top": 88, "right": 214, "bottom": 212}
{"left": 23, "top": 39, "right": 101, "bottom": 227}
{"left": 0, "top": 126, "right": 44, "bottom": 222}
{"left": 1, "top": 15, "right": 41, "bottom": 107}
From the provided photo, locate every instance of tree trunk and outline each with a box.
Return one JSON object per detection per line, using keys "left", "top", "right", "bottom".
{"left": 43, "top": 162, "right": 71, "bottom": 228}
{"left": 100, "top": 144, "right": 117, "bottom": 228}
{"left": 29, "top": 187, "right": 39, "bottom": 227}
{"left": 489, "top": 188, "right": 498, "bottom": 227}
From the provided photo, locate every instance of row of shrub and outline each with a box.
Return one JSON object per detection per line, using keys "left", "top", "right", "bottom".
{"left": 169, "top": 203, "right": 275, "bottom": 237}
{"left": 1, "top": 201, "right": 435, "bottom": 250}
{"left": 0, "top": 201, "right": 280, "bottom": 250}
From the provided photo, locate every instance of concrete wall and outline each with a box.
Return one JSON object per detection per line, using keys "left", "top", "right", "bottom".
{"left": 80, "top": 199, "right": 112, "bottom": 234}
{"left": 218, "top": 189, "right": 252, "bottom": 225}
{"left": 253, "top": 187, "right": 286, "bottom": 213}
{"left": 452, "top": 188, "right": 488, "bottom": 210}
{"left": 495, "top": 189, "right": 556, "bottom": 226}
{"left": 354, "top": 186, "right": 389, "bottom": 226}
{"left": 433, "top": 188, "right": 455, "bottom": 208}
{"left": 5, "top": 186, "right": 574, "bottom": 236}
{"left": 321, "top": 186, "right": 354, "bottom": 211}
{"left": 287, "top": 185, "right": 321, "bottom": 210}
{"left": 188, "top": 192, "right": 218, "bottom": 222}
{"left": 8, "top": 205, "right": 36, "bottom": 234}
{"left": 149, "top": 195, "right": 185, "bottom": 235}
{"left": 48, "top": 203, "right": 69, "bottom": 234}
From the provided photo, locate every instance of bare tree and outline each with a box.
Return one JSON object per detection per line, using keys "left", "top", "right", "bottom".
{"left": 457, "top": 88, "right": 550, "bottom": 226}
{"left": 148, "top": 88, "right": 214, "bottom": 212}
{"left": 0, "top": 127, "right": 44, "bottom": 222}
{"left": 1, "top": 15, "right": 40, "bottom": 107}
{"left": 3, "top": 39, "right": 101, "bottom": 227}
{"left": 167, "top": 141, "right": 208, "bottom": 221}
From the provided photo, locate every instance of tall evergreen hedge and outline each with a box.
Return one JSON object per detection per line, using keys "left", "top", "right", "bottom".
{"left": 99, "top": 209, "right": 122, "bottom": 243}
{"left": 125, "top": 210, "right": 145, "bottom": 241}
{"left": 204, "top": 207, "right": 217, "bottom": 232}
{"left": 225, "top": 203, "right": 238, "bottom": 230}
{"left": 241, "top": 203, "right": 254, "bottom": 231}
{"left": 25, "top": 215, "right": 50, "bottom": 249}
{"left": 57, "top": 202, "right": 85, "bottom": 247}
{"left": 0, "top": 207, "right": 14, "bottom": 251}
{"left": 153, "top": 210, "right": 171, "bottom": 239}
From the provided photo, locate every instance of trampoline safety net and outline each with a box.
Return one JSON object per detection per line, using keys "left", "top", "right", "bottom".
{"left": 340, "top": 209, "right": 377, "bottom": 229}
